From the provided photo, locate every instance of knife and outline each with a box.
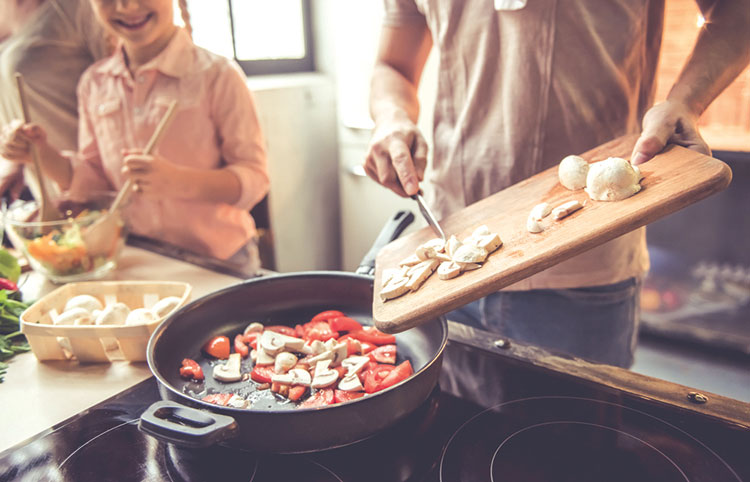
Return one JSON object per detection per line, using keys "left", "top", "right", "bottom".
{"left": 411, "top": 193, "right": 447, "bottom": 243}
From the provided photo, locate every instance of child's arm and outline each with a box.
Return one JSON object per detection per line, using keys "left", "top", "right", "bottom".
{"left": 0, "top": 121, "right": 73, "bottom": 188}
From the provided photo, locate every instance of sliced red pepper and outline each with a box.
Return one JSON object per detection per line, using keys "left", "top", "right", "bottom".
{"left": 242, "top": 332, "right": 260, "bottom": 349}
{"left": 300, "top": 388, "right": 334, "bottom": 408}
{"left": 310, "top": 310, "right": 345, "bottom": 323}
{"left": 303, "top": 321, "right": 338, "bottom": 342}
{"left": 265, "top": 325, "right": 297, "bottom": 337}
{"left": 369, "top": 344, "right": 397, "bottom": 364}
{"left": 289, "top": 385, "right": 307, "bottom": 402}
{"left": 328, "top": 316, "right": 363, "bottom": 333}
{"left": 334, "top": 390, "right": 365, "bottom": 404}
{"left": 234, "top": 334, "right": 249, "bottom": 358}
{"left": 202, "top": 335, "right": 230, "bottom": 359}
{"left": 250, "top": 366, "right": 275, "bottom": 384}
{"left": 378, "top": 360, "right": 413, "bottom": 391}
{"left": 363, "top": 364, "right": 396, "bottom": 393}
{"left": 179, "top": 358, "right": 204, "bottom": 380}
{"left": 348, "top": 328, "right": 396, "bottom": 346}
{"left": 202, "top": 393, "right": 234, "bottom": 406}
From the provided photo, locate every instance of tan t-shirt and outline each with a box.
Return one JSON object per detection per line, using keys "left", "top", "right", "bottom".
{"left": 383, "top": 0, "right": 662, "bottom": 290}
{"left": 0, "top": 0, "right": 110, "bottom": 197}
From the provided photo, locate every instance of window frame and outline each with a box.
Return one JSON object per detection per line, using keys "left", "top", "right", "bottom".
{"left": 227, "top": 0, "right": 315, "bottom": 76}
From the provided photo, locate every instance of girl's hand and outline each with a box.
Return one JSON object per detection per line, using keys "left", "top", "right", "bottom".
{"left": 0, "top": 120, "right": 47, "bottom": 163}
{"left": 121, "top": 149, "right": 188, "bottom": 199}
{"left": 631, "top": 100, "right": 710, "bottom": 165}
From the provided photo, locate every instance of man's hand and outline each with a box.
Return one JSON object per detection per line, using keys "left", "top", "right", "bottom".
{"left": 0, "top": 120, "right": 47, "bottom": 164}
{"left": 631, "top": 100, "right": 710, "bottom": 165}
{"left": 121, "top": 149, "right": 188, "bottom": 199}
{"left": 364, "top": 117, "right": 428, "bottom": 197}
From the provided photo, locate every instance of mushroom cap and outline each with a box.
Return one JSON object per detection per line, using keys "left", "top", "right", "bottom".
{"left": 151, "top": 296, "right": 182, "bottom": 318}
{"left": 64, "top": 295, "right": 104, "bottom": 314}
{"left": 558, "top": 155, "right": 590, "bottom": 190}
{"left": 125, "top": 307, "right": 159, "bottom": 325}
{"left": 95, "top": 302, "right": 130, "bottom": 325}
{"left": 585, "top": 157, "right": 641, "bottom": 201}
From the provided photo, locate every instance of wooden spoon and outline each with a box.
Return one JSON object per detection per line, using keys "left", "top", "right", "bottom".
{"left": 83, "top": 100, "right": 179, "bottom": 257}
{"left": 14, "top": 73, "right": 63, "bottom": 223}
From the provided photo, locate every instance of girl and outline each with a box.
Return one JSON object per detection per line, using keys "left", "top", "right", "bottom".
{"left": 1, "top": 0, "right": 270, "bottom": 273}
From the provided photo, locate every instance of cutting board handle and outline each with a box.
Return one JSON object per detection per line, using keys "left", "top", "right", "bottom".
{"left": 356, "top": 210, "right": 415, "bottom": 276}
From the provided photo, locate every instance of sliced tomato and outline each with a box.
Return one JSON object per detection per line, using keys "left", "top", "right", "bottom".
{"left": 242, "top": 332, "right": 259, "bottom": 349}
{"left": 294, "top": 324, "right": 306, "bottom": 339}
{"left": 289, "top": 385, "right": 308, "bottom": 402}
{"left": 334, "top": 366, "right": 348, "bottom": 378}
{"left": 348, "top": 328, "right": 396, "bottom": 346}
{"left": 310, "top": 310, "right": 345, "bottom": 323}
{"left": 179, "top": 358, "right": 204, "bottom": 380}
{"left": 363, "top": 364, "right": 396, "bottom": 393}
{"left": 378, "top": 360, "right": 413, "bottom": 391}
{"left": 303, "top": 321, "right": 339, "bottom": 342}
{"left": 250, "top": 366, "right": 275, "bottom": 384}
{"left": 202, "top": 393, "right": 233, "bottom": 406}
{"left": 334, "top": 390, "right": 365, "bottom": 404}
{"left": 265, "top": 325, "right": 297, "bottom": 337}
{"left": 360, "top": 341, "right": 376, "bottom": 354}
{"left": 234, "top": 334, "right": 249, "bottom": 358}
{"left": 328, "top": 316, "right": 363, "bottom": 333}
{"left": 202, "top": 336, "right": 230, "bottom": 359}
{"left": 369, "top": 344, "right": 397, "bottom": 364}
{"left": 300, "top": 388, "right": 334, "bottom": 408}
{"left": 338, "top": 336, "right": 362, "bottom": 356}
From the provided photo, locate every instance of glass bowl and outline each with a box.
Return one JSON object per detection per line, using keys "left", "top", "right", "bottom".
{"left": 3, "top": 193, "right": 127, "bottom": 283}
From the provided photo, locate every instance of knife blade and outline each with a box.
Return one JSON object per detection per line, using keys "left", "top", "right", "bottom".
{"left": 411, "top": 193, "right": 447, "bottom": 243}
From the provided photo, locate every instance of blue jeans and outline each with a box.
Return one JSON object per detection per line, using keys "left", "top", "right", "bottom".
{"left": 447, "top": 278, "right": 641, "bottom": 368}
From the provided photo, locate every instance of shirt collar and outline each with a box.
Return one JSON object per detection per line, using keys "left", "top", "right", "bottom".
{"left": 95, "top": 28, "right": 194, "bottom": 79}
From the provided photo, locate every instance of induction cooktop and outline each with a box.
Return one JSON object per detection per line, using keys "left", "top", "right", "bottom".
{"left": 1, "top": 322, "right": 748, "bottom": 482}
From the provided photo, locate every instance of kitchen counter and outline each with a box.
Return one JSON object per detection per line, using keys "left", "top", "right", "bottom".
{"left": 0, "top": 245, "right": 244, "bottom": 453}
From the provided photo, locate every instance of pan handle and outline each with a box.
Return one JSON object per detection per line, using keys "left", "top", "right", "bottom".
{"left": 139, "top": 400, "right": 239, "bottom": 448}
{"left": 356, "top": 210, "right": 415, "bottom": 276}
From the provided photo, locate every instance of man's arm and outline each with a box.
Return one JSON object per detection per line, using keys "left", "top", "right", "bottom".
{"left": 365, "top": 20, "right": 433, "bottom": 197}
{"left": 632, "top": 0, "right": 750, "bottom": 164}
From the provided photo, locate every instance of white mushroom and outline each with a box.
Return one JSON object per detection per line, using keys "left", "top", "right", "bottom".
{"left": 446, "top": 235, "right": 462, "bottom": 258}
{"left": 380, "top": 275, "right": 410, "bottom": 301}
{"left": 551, "top": 200, "right": 584, "bottom": 220}
{"left": 415, "top": 238, "right": 446, "bottom": 260}
{"left": 54, "top": 307, "right": 91, "bottom": 326}
{"left": 452, "top": 244, "right": 488, "bottom": 264}
{"left": 330, "top": 342, "right": 349, "bottom": 366}
{"left": 457, "top": 262, "right": 481, "bottom": 271}
{"left": 341, "top": 355, "right": 370, "bottom": 376}
{"left": 381, "top": 267, "right": 408, "bottom": 287}
{"left": 311, "top": 360, "right": 339, "bottom": 388}
{"left": 338, "top": 374, "right": 364, "bottom": 392}
{"left": 438, "top": 261, "right": 462, "bottom": 280}
{"left": 151, "top": 296, "right": 182, "bottom": 318}
{"left": 95, "top": 302, "right": 130, "bottom": 326}
{"left": 585, "top": 157, "right": 641, "bottom": 201}
{"left": 271, "top": 368, "right": 312, "bottom": 386}
{"left": 274, "top": 352, "right": 298, "bottom": 373}
{"left": 259, "top": 330, "right": 304, "bottom": 355}
{"left": 254, "top": 347, "right": 276, "bottom": 366}
{"left": 243, "top": 322, "right": 264, "bottom": 335}
{"left": 307, "top": 349, "right": 335, "bottom": 365}
{"left": 125, "top": 308, "right": 159, "bottom": 325}
{"left": 225, "top": 394, "right": 250, "bottom": 409}
{"left": 398, "top": 254, "right": 422, "bottom": 267}
{"left": 558, "top": 155, "right": 590, "bottom": 190}
{"left": 529, "top": 202, "right": 552, "bottom": 221}
{"left": 527, "top": 215, "right": 544, "bottom": 233}
{"left": 213, "top": 353, "right": 242, "bottom": 382}
{"left": 64, "top": 295, "right": 103, "bottom": 314}
{"left": 406, "top": 258, "right": 440, "bottom": 291}
{"left": 473, "top": 233, "right": 502, "bottom": 253}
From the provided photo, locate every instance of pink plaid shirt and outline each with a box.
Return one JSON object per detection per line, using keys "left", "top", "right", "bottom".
{"left": 67, "top": 29, "right": 269, "bottom": 260}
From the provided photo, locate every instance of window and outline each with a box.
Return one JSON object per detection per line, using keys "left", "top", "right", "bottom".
{"left": 176, "top": 0, "right": 314, "bottom": 75}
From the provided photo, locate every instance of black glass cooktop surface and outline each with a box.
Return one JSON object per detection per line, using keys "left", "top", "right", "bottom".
{"left": 1, "top": 325, "right": 749, "bottom": 482}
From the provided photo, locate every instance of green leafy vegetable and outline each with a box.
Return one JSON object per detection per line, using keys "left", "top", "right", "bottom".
{"left": 0, "top": 250, "right": 31, "bottom": 381}
{"left": 0, "top": 249, "right": 21, "bottom": 283}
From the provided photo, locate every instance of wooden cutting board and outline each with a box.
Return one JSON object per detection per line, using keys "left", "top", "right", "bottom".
{"left": 372, "top": 135, "right": 732, "bottom": 333}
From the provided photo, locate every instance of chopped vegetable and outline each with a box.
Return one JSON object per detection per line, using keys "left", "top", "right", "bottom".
{"left": 202, "top": 335, "right": 230, "bottom": 359}
{"left": 0, "top": 254, "right": 30, "bottom": 382}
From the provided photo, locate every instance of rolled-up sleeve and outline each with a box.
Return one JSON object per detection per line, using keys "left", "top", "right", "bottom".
{"left": 383, "top": 0, "right": 426, "bottom": 26}
{"left": 210, "top": 62, "right": 269, "bottom": 211}
{"left": 66, "top": 71, "right": 113, "bottom": 200}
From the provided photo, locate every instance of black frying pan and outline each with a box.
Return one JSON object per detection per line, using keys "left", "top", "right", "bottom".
{"left": 139, "top": 212, "right": 448, "bottom": 453}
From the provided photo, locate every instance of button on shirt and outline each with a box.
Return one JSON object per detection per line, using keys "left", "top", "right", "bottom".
{"left": 68, "top": 29, "right": 269, "bottom": 260}
{"left": 384, "top": 0, "right": 659, "bottom": 290}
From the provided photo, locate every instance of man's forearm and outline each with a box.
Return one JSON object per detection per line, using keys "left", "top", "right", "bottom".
{"left": 369, "top": 63, "right": 422, "bottom": 126}
{"left": 668, "top": 0, "right": 750, "bottom": 116}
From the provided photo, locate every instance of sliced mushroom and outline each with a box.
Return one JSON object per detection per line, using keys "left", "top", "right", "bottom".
{"left": 457, "top": 262, "right": 481, "bottom": 271}
{"left": 311, "top": 360, "right": 339, "bottom": 388}
{"left": 274, "top": 352, "right": 298, "bottom": 373}
{"left": 452, "top": 244, "right": 488, "bottom": 264}
{"left": 415, "top": 238, "right": 446, "bottom": 260}
{"left": 380, "top": 275, "right": 410, "bottom": 301}
{"left": 307, "top": 349, "right": 335, "bottom": 365}
{"left": 213, "top": 353, "right": 242, "bottom": 382}
{"left": 473, "top": 233, "right": 502, "bottom": 253}
{"left": 64, "top": 295, "right": 103, "bottom": 314}
{"left": 338, "top": 373, "right": 364, "bottom": 392}
{"left": 551, "top": 200, "right": 583, "bottom": 220}
{"left": 526, "top": 215, "right": 544, "bottom": 233}
{"left": 529, "top": 202, "right": 552, "bottom": 221}
{"left": 151, "top": 296, "right": 182, "bottom": 318}
{"left": 260, "top": 330, "right": 304, "bottom": 355}
{"left": 243, "top": 322, "right": 264, "bottom": 335}
{"left": 330, "top": 342, "right": 349, "bottom": 366}
{"left": 300, "top": 339, "right": 327, "bottom": 355}
{"left": 438, "top": 261, "right": 462, "bottom": 280}
{"left": 398, "top": 254, "right": 422, "bottom": 267}
{"left": 341, "top": 355, "right": 370, "bottom": 376}
{"left": 406, "top": 258, "right": 440, "bottom": 291}
{"left": 254, "top": 347, "right": 276, "bottom": 366}
{"left": 272, "top": 368, "right": 312, "bottom": 386}
{"left": 381, "top": 267, "right": 408, "bottom": 287}
{"left": 225, "top": 394, "right": 250, "bottom": 409}
{"left": 446, "top": 235, "right": 462, "bottom": 258}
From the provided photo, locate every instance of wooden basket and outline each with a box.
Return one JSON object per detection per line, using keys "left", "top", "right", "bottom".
{"left": 20, "top": 281, "right": 192, "bottom": 363}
